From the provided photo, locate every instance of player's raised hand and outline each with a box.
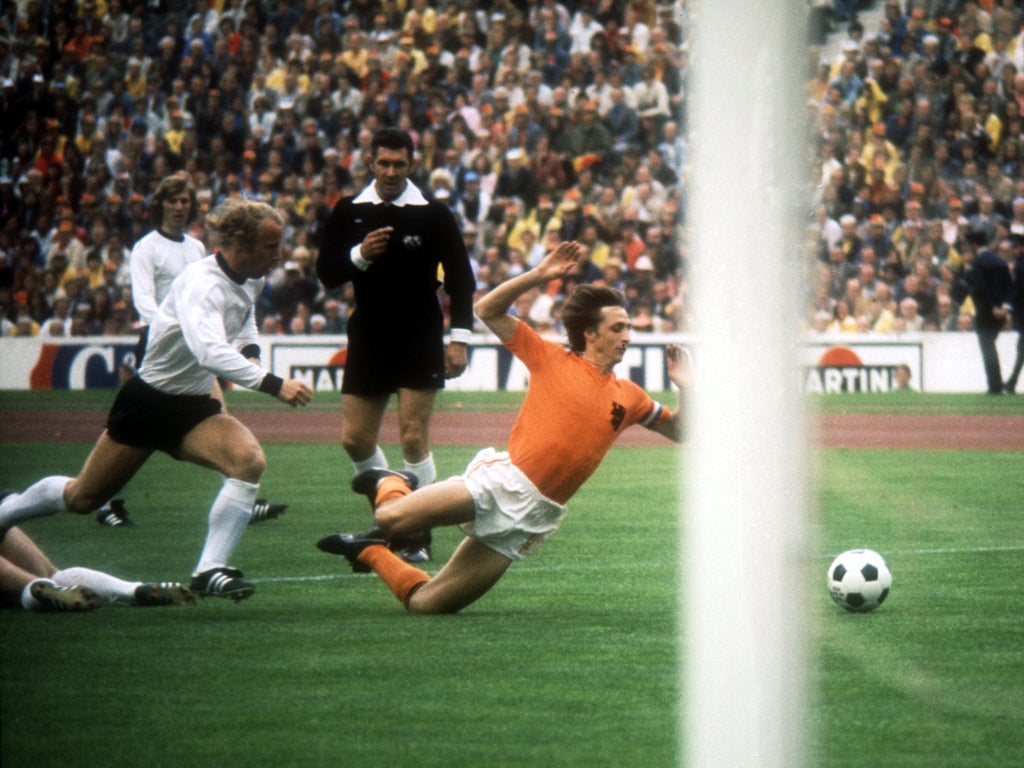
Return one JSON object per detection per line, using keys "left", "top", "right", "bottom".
{"left": 665, "top": 345, "right": 693, "bottom": 391}
{"left": 536, "top": 241, "right": 582, "bottom": 280}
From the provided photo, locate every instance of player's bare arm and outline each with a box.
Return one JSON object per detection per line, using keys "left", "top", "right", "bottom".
{"left": 475, "top": 241, "right": 582, "bottom": 343}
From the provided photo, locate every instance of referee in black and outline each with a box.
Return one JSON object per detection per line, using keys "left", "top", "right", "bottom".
{"left": 317, "top": 127, "right": 476, "bottom": 563}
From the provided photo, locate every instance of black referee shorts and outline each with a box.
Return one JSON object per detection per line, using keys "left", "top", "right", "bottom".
{"left": 106, "top": 376, "right": 223, "bottom": 454}
{"left": 341, "top": 335, "right": 446, "bottom": 395}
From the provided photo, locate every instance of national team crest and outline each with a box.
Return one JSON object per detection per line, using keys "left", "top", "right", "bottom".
{"left": 610, "top": 402, "right": 626, "bottom": 431}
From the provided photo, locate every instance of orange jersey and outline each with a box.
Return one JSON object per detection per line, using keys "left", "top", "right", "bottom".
{"left": 506, "top": 321, "right": 672, "bottom": 504}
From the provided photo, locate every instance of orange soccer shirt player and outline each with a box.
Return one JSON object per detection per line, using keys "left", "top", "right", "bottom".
{"left": 316, "top": 241, "right": 691, "bottom": 614}
{"left": 506, "top": 319, "right": 672, "bottom": 505}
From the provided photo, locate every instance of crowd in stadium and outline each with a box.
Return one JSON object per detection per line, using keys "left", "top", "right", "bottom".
{"left": 807, "top": 1, "right": 1024, "bottom": 336}
{"left": 0, "top": 0, "right": 1021, "bottom": 343}
{"left": 0, "top": 0, "right": 690, "bottom": 340}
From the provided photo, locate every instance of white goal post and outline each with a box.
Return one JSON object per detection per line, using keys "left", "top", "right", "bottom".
{"left": 682, "top": 1, "right": 811, "bottom": 766}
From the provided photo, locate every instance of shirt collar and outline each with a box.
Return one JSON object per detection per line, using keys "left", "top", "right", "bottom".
{"left": 353, "top": 179, "right": 429, "bottom": 206}
{"left": 157, "top": 227, "right": 185, "bottom": 243}
{"left": 215, "top": 251, "right": 247, "bottom": 285}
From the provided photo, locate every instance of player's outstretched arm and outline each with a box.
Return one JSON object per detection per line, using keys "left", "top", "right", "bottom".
{"left": 474, "top": 241, "right": 582, "bottom": 343}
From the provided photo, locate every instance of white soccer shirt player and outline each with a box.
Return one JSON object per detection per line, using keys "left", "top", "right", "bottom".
{"left": 138, "top": 254, "right": 270, "bottom": 396}
{"left": 129, "top": 229, "right": 207, "bottom": 325}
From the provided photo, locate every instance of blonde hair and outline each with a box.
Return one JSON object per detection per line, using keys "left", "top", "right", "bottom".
{"left": 205, "top": 198, "right": 284, "bottom": 251}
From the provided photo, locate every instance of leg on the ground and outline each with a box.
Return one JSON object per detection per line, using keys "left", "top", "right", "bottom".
{"left": 360, "top": 536, "right": 512, "bottom": 615}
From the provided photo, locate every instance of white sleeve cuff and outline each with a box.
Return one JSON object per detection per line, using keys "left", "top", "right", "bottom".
{"left": 352, "top": 244, "right": 370, "bottom": 271}
{"left": 449, "top": 328, "right": 473, "bottom": 345}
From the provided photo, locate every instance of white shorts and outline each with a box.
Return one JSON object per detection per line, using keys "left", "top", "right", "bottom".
{"left": 460, "top": 448, "right": 567, "bottom": 561}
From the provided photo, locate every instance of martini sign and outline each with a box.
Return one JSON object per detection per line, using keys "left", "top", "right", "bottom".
{"left": 803, "top": 343, "right": 922, "bottom": 393}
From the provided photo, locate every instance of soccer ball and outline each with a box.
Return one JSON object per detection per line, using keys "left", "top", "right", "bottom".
{"left": 827, "top": 549, "right": 892, "bottom": 613}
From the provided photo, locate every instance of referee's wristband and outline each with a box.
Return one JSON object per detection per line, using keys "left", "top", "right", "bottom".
{"left": 258, "top": 373, "right": 284, "bottom": 397}
{"left": 450, "top": 328, "right": 472, "bottom": 345}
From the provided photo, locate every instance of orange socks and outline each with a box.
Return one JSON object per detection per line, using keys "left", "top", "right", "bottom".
{"left": 375, "top": 476, "right": 413, "bottom": 506}
{"left": 358, "top": 545, "right": 430, "bottom": 607}
{"left": 361, "top": 477, "right": 424, "bottom": 607}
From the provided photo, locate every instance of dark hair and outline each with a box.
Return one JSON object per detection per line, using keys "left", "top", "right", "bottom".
{"left": 370, "top": 127, "right": 415, "bottom": 159}
{"left": 561, "top": 284, "right": 627, "bottom": 352}
{"left": 150, "top": 171, "right": 197, "bottom": 225}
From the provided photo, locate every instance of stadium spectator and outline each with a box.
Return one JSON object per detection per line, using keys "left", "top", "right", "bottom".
{"left": 269, "top": 256, "right": 320, "bottom": 332}
{"left": 893, "top": 363, "right": 915, "bottom": 392}
{"left": 0, "top": 198, "right": 312, "bottom": 601}
{"left": 869, "top": 282, "right": 897, "bottom": 333}
{"left": 968, "top": 195, "right": 1003, "bottom": 249}
{"left": 321, "top": 297, "right": 348, "bottom": 334}
{"left": 933, "top": 290, "right": 959, "bottom": 332}
{"left": 896, "top": 296, "right": 924, "bottom": 332}
{"left": 315, "top": 241, "right": 690, "bottom": 614}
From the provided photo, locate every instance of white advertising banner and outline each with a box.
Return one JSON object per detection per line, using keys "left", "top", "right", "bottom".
{"left": 0, "top": 332, "right": 1018, "bottom": 393}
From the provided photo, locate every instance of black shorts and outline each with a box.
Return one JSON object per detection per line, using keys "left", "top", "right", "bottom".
{"left": 106, "top": 376, "right": 223, "bottom": 454}
{"left": 341, "top": 335, "right": 446, "bottom": 395}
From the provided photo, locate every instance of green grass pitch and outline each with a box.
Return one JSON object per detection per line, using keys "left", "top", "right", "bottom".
{"left": 1, "top": 394, "right": 1022, "bottom": 767}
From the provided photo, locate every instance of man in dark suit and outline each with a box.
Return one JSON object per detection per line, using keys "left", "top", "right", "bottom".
{"left": 1003, "top": 237, "right": 1024, "bottom": 393}
{"left": 966, "top": 235, "right": 1012, "bottom": 394}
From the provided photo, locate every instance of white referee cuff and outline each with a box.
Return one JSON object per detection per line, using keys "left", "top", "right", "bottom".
{"left": 449, "top": 328, "right": 472, "bottom": 345}
{"left": 351, "top": 244, "right": 370, "bottom": 271}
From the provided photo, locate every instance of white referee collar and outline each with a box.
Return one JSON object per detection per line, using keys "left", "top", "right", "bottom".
{"left": 354, "top": 180, "right": 429, "bottom": 206}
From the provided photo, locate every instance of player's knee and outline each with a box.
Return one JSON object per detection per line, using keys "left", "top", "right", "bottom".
{"left": 398, "top": 423, "right": 428, "bottom": 455}
{"left": 224, "top": 444, "right": 266, "bottom": 483}
{"left": 374, "top": 502, "right": 420, "bottom": 539}
{"left": 405, "top": 589, "right": 461, "bottom": 615}
{"left": 373, "top": 504, "right": 402, "bottom": 534}
{"left": 241, "top": 448, "right": 267, "bottom": 481}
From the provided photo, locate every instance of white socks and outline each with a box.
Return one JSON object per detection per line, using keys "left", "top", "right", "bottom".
{"left": 404, "top": 452, "right": 436, "bottom": 486}
{"left": 21, "top": 579, "right": 57, "bottom": 610}
{"left": 52, "top": 567, "right": 138, "bottom": 604}
{"left": 0, "top": 476, "right": 70, "bottom": 528}
{"left": 352, "top": 447, "right": 436, "bottom": 486}
{"left": 353, "top": 446, "right": 388, "bottom": 475}
{"left": 194, "top": 478, "right": 259, "bottom": 575}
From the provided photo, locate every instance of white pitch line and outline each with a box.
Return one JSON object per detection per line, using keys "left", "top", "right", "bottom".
{"left": 816, "top": 544, "right": 1024, "bottom": 561}
{"left": 889, "top": 544, "right": 1024, "bottom": 557}
{"left": 252, "top": 573, "right": 354, "bottom": 584}
{"left": 258, "top": 545, "right": 1024, "bottom": 586}
{"left": 251, "top": 560, "right": 671, "bottom": 585}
